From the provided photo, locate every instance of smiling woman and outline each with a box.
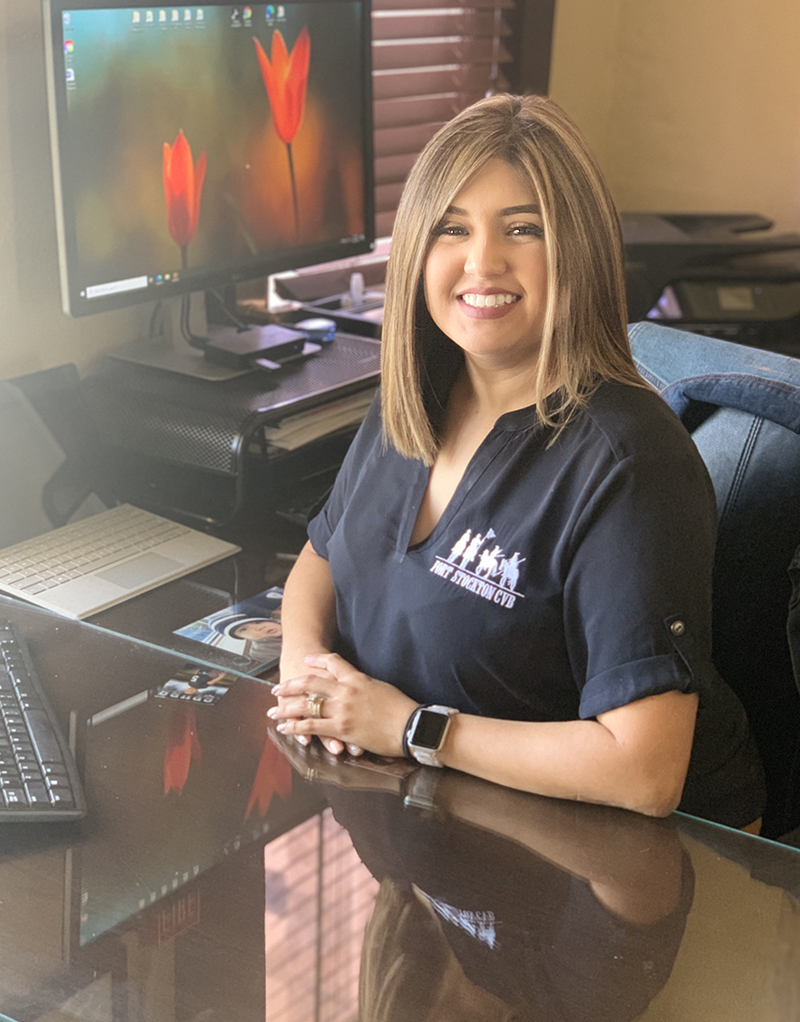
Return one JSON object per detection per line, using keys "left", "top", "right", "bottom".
{"left": 270, "top": 95, "right": 766, "bottom": 830}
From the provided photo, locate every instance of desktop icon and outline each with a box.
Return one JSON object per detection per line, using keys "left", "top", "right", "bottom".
{"left": 65, "top": 67, "right": 75, "bottom": 83}
{"left": 276, "top": 5, "right": 286, "bottom": 18}
{"left": 196, "top": 8, "right": 204, "bottom": 20}
{"left": 63, "top": 12, "right": 71, "bottom": 26}
{"left": 265, "top": 5, "right": 275, "bottom": 21}
{"left": 243, "top": 6, "right": 252, "bottom": 21}
{"left": 146, "top": 10, "right": 154, "bottom": 22}
{"left": 64, "top": 39, "right": 74, "bottom": 54}
{"left": 172, "top": 9, "right": 180, "bottom": 22}
{"left": 184, "top": 8, "right": 192, "bottom": 21}
{"left": 159, "top": 10, "right": 167, "bottom": 22}
{"left": 132, "top": 10, "right": 141, "bottom": 23}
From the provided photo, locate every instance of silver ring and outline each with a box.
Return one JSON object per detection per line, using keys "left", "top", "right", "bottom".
{"left": 307, "top": 693, "right": 325, "bottom": 719}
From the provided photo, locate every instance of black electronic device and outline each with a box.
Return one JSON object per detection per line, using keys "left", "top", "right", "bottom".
{"left": 0, "top": 620, "right": 86, "bottom": 821}
{"left": 204, "top": 323, "right": 311, "bottom": 370}
{"left": 42, "top": 0, "right": 375, "bottom": 349}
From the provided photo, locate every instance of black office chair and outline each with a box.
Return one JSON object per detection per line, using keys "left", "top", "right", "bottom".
{"left": 629, "top": 322, "right": 800, "bottom": 839}
{"left": 7, "top": 364, "right": 115, "bottom": 532}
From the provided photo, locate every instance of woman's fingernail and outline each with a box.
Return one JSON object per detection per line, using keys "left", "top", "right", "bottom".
{"left": 297, "top": 735, "right": 311, "bottom": 746}
{"left": 272, "top": 685, "right": 283, "bottom": 695}
{"left": 267, "top": 708, "right": 277, "bottom": 718}
{"left": 276, "top": 723, "right": 287, "bottom": 733}
{"left": 347, "top": 744, "right": 360, "bottom": 755}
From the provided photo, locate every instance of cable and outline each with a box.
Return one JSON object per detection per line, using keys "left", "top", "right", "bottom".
{"left": 180, "top": 293, "right": 207, "bottom": 350}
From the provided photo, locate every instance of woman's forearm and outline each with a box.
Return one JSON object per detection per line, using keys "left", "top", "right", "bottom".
{"left": 438, "top": 690, "right": 698, "bottom": 818}
{"left": 279, "top": 541, "right": 338, "bottom": 682}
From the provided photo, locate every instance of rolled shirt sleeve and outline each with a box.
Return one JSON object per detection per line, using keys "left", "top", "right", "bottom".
{"left": 561, "top": 441, "right": 719, "bottom": 720}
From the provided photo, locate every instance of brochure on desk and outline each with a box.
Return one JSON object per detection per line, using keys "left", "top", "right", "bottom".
{"left": 174, "top": 586, "right": 283, "bottom": 674}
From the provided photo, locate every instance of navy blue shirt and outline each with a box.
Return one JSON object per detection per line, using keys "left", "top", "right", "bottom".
{"left": 309, "top": 381, "right": 765, "bottom": 826}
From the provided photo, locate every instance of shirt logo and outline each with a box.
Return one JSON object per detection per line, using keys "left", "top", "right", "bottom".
{"left": 429, "top": 527, "right": 525, "bottom": 609}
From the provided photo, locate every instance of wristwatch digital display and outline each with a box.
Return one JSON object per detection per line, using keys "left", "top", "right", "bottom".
{"left": 405, "top": 705, "right": 459, "bottom": 767}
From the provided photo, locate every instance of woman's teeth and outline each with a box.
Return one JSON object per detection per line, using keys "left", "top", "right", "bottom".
{"left": 460, "top": 293, "right": 519, "bottom": 308}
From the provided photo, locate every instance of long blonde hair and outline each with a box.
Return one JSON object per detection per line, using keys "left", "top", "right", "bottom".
{"left": 381, "top": 94, "right": 643, "bottom": 464}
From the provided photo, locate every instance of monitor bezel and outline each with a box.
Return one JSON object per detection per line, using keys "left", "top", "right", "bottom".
{"left": 42, "top": 0, "right": 375, "bottom": 317}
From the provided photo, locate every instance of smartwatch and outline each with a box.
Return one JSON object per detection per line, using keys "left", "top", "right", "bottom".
{"left": 404, "top": 705, "right": 459, "bottom": 767}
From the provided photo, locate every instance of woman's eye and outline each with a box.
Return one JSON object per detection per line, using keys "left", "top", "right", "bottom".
{"left": 432, "top": 222, "right": 468, "bottom": 238}
{"left": 510, "top": 223, "right": 544, "bottom": 238}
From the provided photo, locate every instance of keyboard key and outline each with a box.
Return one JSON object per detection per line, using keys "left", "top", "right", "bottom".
{"left": 24, "top": 711, "right": 64, "bottom": 764}
{"left": 45, "top": 775, "right": 70, "bottom": 790}
{"left": 3, "top": 789, "right": 25, "bottom": 806}
{"left": 24, "top": 783, "right": 50, "bottom": 805}
{"left": 49, "top": 791, "right": 74, "bottom": 808}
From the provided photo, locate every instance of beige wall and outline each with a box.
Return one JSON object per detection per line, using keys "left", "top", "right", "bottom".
{"left": 0, "top": 2, "right": 150, "bottom": 381}
{"left": 549, "top": 0, "right": 800, "bottom": 231}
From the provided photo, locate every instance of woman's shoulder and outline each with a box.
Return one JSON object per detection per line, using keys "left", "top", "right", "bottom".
{"left": 573, "top": 380, "right": 699, "bottom": 466}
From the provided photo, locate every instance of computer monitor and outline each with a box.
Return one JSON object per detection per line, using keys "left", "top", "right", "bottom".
{"left": 42, "top": 1, "right": 375, "bottom": 320}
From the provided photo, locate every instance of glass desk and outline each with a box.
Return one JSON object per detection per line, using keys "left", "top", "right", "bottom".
{"left": 85, "top": 511, "right": 305, "bottom": 676}
{"left": 0, "top": 596, "right": 798, "bottom": 1021}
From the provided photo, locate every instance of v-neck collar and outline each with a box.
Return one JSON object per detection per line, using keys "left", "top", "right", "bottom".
{"left": 394, "top": 408, "right": 547, "bottom": 559}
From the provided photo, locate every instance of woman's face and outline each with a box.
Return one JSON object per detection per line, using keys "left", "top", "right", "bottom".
{"left": 423, "top": 159, "right": 548, "bottom": 371}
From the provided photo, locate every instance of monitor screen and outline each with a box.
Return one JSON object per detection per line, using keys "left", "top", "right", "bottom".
{"left": 43, "top": 1, "right": 374, "bottom": 317}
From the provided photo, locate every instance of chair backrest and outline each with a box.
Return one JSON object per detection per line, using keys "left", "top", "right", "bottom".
{"left": 0, "top": 365, "right": 111, "bottom": 545}
{"left": 629, "top": 322, "right": 800, "bottom": 838}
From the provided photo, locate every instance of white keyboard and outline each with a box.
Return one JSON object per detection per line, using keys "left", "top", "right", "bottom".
{"left": 0, "top": 504, "right": 240, "bottom": 619}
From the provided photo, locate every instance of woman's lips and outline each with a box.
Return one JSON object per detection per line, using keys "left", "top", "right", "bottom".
{"left": 457, "top": 291, "right": 521, "bottom": 318}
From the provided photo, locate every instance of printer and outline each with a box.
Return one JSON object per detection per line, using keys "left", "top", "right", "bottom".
{"left": 622, "top": 213, "right": 800, "bottom": 354}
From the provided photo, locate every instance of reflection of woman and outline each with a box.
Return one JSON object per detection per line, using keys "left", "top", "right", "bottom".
{"left": 271, "top": 95, "right": 765, "bottom": 827}
{"left": 324, "top": 777, "right": 694, "bottom": 1022}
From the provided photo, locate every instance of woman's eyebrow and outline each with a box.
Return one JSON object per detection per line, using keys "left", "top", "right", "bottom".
{"left": 443, "top": 203, "right": 541, "bottom": 216}
{"left": 499, "top": 204, "right": 540, "bottom": 215}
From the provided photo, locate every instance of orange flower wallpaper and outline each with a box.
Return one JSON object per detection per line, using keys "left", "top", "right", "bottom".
{"left": 61, "top": 4, "right": 368, "bottom": 285}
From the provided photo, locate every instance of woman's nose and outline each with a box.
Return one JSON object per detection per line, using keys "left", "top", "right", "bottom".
{"left": 463, "top": 232, "right": 505, "bottom": 277}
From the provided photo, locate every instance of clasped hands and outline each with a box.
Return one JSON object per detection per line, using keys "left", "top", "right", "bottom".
{"left": 268, "top": 652, "right": 419, "bottom": 759}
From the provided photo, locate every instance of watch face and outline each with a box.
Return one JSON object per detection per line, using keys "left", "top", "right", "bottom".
{"left": 410, "top": 710, "right": 449, "bottom": 750}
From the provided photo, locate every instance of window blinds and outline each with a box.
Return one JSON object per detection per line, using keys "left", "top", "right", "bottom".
{"left": 371, "top": 0, "right": 515, "bottom": 237}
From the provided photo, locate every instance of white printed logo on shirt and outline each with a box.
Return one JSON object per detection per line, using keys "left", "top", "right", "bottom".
{"left": 429, "top": 528, "right": 525, "bottom": 609}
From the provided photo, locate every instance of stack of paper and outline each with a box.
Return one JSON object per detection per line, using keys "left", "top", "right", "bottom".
{"left": 261, "top": 387, "right": 377, "bottom": 452}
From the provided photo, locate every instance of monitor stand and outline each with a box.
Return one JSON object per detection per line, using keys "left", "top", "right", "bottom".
{"left": 106, "top": 292, "right": 267, "bottom": 381}
{"left": 107, "top": 292, "right": 320, "bottom": 380}
{"left": 107, "top": 336, "right": 251, "bottom": 381}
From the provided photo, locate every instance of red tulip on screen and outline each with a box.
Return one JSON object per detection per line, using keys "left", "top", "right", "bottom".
{"left": 162, "top": 129, "right": 207, "bottom": 252}
{"left": 254, "top": 27, "right": 311, "bottom": 145}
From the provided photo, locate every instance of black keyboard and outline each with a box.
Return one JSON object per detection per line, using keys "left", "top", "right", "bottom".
{"left": 0, "top": 621, "right": 86, "bottom": 821}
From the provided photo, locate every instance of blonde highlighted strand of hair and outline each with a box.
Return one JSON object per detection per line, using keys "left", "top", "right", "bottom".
{"left": 381, "top": 94, "right": 645, "bottom": 465}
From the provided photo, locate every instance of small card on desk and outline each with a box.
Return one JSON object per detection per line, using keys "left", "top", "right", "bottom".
{"left": 173, "top": 586, "right": 284, "bottom": 674}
